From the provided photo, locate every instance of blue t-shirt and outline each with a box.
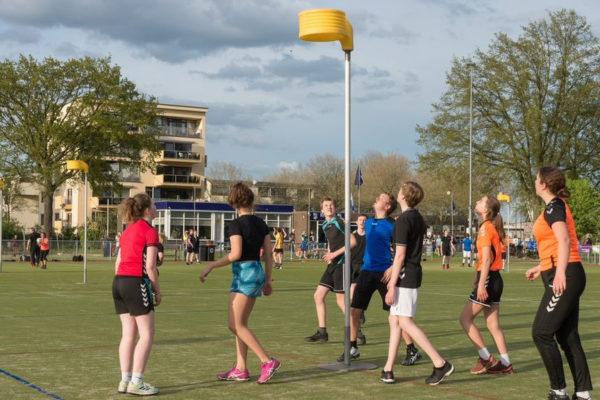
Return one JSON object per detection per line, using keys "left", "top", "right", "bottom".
{"left": 362, "top": 217, "right": 395, "bottom": 272}
{"left": 463, "top": 237, "right": 472, "bottom": 252}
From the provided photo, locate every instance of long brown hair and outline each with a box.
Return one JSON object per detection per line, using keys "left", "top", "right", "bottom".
{"left": 538, "top": 166, "right": 570, "bottom": 198}
{"left": 483, "top": 196, "right": 505, "bottom": 241}
{"left": 120, "top": 193, "right": 153, "bottom": 223}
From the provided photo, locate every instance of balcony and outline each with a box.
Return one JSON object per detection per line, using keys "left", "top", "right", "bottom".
{"left": 156, "top": 174, "right": 201, "bottom": 187}
{"left": 158, "top": 150, "right": 202, "bottom": 165}
{"left": 151, "top": 126, "right": 202, "bottom": 138}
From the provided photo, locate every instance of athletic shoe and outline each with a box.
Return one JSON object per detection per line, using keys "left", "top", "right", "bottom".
{"left": 336, "top": 346, "right": 360, "bottom": 362}
{"left": 570, "top": 394, "right": 589, "bottom": 400}
{"left": 380, "top": 370, "right": 395, "bottom": 384}
{"left": 547, "top": 392, "right": 569, "bottom": 400}
{"left": 486, "top": 361, "right": 514, "bottom": 374}
{"left": 401, "top": 346, "right": 422, "bottom": 366}
{"left": 217, "top": 365, "right": 250, "bottom": 381}
{"left": 357, "top": 330, "right": 366, "bottom": 345}
{"left": 257, "top": 358, "right": 281, "bottom": 384}
{"left": 304, "top": 330, "right": 328, "bottom": 343}
{"left": 425, "top": 361, "right": 454, "bottom": 386}
{"left": 126, "top": 381, "right": 159, "bottom": 396}
{"left": 470, "top": 355, "right": 495, "bottom": 374}
{"left": 118, "top": 380, "right": 128, "bottom": 393}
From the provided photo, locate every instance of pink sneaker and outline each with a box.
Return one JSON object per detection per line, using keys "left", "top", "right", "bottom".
{"left": 257, "top": 358, "right": 281, "bottom": 384}
{"left": 217, "top": 365, "right": 250, "bottom": 381}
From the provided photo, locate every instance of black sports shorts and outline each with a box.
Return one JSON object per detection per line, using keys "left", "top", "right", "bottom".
{"left": 112, "top": 275, "right": 155, "bottom": 316}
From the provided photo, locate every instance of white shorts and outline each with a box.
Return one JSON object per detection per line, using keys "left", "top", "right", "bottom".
{"left": 389, "top": 287, "right": 420, "bottom": 317}
{"left": 463, "top": 251, "right": 471, "bottom": 258}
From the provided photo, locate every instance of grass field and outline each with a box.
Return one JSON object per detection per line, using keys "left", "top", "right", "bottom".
{"left": 0, "top": 257, "right": 598, "bottom": 400}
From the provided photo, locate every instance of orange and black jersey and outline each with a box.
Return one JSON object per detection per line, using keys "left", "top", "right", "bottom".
{"left": 533, "top": 197, "right": 581, "bottom": 272}
{"left": 476, "top": 220, "right": 503, "bottom": 272}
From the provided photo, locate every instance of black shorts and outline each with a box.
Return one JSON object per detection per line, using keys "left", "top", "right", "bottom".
{"left": 274, "top": 248, "right": 284, "bottom": 254}
{"left": 112, "top": 276, "right": 155, "bottom": 316}
{"left": 469, "top": 270, "right": 503, "bottom": 307}
{"left": 351, "top": 270, "right": 390, "bottom": 311}
{"left": 442, "top": 248, "right": 452, "bottom": 256}
{"left": 351, "top": 264, "right": 362, "bottom": 284}
{"left": 501, "top": 252, "right": 507, "bottom": 260}
{"left": 40, "top": 250, "right": 49, "bottom": 261}
{"left": 319, "top": 263, "right": 344, "bottom": 293}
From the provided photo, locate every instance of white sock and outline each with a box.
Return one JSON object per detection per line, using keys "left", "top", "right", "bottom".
{"left": 131, "top": 373, "right": 143, "bottom": 384}
{"left": 121, "top": 372, "right": 132, "bottom": 382}
{"left": 499, "top": 353, "right": 510, "bottom": 366}
{"left": 576, "top": 391, "right": 591, "bottom": 399}
{"left": 552, "top": 388, "right": 567, "bottom": 396}
{"left": 478, "top": 347, "right": 491, "bottom": 360}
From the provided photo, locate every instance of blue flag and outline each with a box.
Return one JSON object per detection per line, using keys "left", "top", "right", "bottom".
{"left": 354, "top": 164, "right": 363, "bottom": 187}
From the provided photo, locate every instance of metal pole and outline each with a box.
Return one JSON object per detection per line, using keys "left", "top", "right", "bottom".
{"left": 0, "top": 188, "right": 3, "bottom": 273}
{"left": 343, "top": 50, "right": 351, "bottom": 366}
{"left": 106, "top": 197, "right": 110, "bottom": 237}
{"left": 450, "top": 192, "right": 454, "bottom": 238}
{"left": 507, "top": 202, "right": 510, "bottom": 272}
{"left": 307, "top": 188, "right": 311, "bottom": 235}
{"left": 468, "top": 63, "right": 474, "bottom": 238}
{"left": 84, "top": 173, "right": 88, "bottom": 284}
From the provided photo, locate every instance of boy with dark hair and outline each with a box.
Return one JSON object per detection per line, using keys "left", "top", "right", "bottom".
{"left": 381, "top": 182, "right": 454, "bottom": 385}
{"left": 305, "top": 197, "right": 356, "bottom": 343}
{"left": 338, "top": 192, "right": 397, "bottom": 361}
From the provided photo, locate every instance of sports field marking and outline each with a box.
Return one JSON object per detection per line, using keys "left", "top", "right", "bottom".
{"left": 0, "top": 368, "right": 66, "bottom": 400}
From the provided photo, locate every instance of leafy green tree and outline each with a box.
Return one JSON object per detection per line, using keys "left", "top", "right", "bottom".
{"left": 568, "top": 179, "right": 600, "bottom": 237}
{"left": 418, "top": 10, "right": 600, "bottom": 216}
{"left": 0, "top": 55, "right": 160, "bottom": 233}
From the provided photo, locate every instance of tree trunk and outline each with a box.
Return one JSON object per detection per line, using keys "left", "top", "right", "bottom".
{"left": 43, "top": 192, "right": 54, "bottom": 235}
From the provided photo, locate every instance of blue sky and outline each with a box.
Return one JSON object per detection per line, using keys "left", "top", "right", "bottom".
{"left": 1, "top": 0, "right": 599, "bottom": 178}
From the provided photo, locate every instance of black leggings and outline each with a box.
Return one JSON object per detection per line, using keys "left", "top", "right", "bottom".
{"left": 532, "top": 262, "right": 592, "bottom": 392}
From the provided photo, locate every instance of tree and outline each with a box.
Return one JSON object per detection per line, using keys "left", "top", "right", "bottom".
{"left": 417, "top": 10, "right": 600, "bottom": 217}
{"left": 0, "top": 55, "right": 160, "bottom": 233}
{"left": 306, "top": 154, "right": 345, "bottom": 209}
{"left": 207, "top": 161, "right": 251, "bottom": 181}
{"left": 567, "top": 179, "right": 600, "bottom": 238}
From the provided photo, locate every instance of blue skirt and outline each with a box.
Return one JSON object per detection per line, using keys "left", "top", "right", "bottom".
{"left": 231, "top": 261, "right": 265, "bottom": 298}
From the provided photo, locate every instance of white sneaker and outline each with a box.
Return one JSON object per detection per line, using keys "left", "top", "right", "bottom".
{"left": 118, "top": 380, "right": 128, "bottom": 393}
{"left": 126, "top": 381, "right": 159, "bottom": 396}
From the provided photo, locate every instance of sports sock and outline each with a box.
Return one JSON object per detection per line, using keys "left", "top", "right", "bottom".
{"left": 131, "top": 373, "right": 143, "bottom": 385}
{"left": 551, "top": 388, "right": 567, "bottom": 396}
{"left": 576, "top": 391, "right": 591, "bottom": 399}
{"left": 351, "top": 340, "right": 357, "bottom": 348}
{"left": 318, "top": 327, "right": 327, "bottom": 335}
{"left": 121, "top": 372, "right": 132, "bottom": 382}
{"left": 499, "top": 353, "right": 510, "bottom": 366}
{"left": 478, "top": 347, "right": 491, "bottom": 360}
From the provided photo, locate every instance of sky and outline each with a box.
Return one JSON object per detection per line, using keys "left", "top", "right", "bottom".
{"left": 1, "top": 0, "right": 599, "bottom": 179}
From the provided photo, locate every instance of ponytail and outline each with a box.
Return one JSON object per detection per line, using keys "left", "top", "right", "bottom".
{"left": 492, "top": 213, "right": 505, "bottom": 241}
{"left": 120, "top": 193, "right": 152, "bottom": 223}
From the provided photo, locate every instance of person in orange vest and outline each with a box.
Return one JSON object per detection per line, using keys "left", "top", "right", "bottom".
{"left": 527, "top": 167, "right": 592, "bottom": 400}
{"left": 39, "top": 232, "right": 50, "bottom": 269}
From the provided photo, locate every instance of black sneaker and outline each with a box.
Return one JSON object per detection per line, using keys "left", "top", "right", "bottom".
{"left": 425, "top": 361, "right": 454, "bottom": 386}
{"left": 547, "top": 392, "right": 569, "bottom": 400}
{"left": 337, "top": 346, "right": 360, "bottom": 362}
{"left": 357, "top": 330, "right": 366, "bottom": 345}
{"left": 380, "top": 370, "right": 395, "bottom": 384}
{"left": 401, "top": 347, "right": 422, "bottom": 366}
{"left": 304, "top": 330, "right": 328, "bottom": 343}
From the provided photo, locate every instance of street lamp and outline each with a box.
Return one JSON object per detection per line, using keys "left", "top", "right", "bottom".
{"left": 446, "top": 191, "right": 454, "bottom": 238}
{"left": 497, "top": 192, "right": 511, "bottom": 272}
{"left": 467, "top": 62, "right": 475, "bottom": 238}
{"left": 66, "top": 160, "right": 89, "bottom": 284}
{"left": 299, "top": 9, "right": 374, "bottom": 371}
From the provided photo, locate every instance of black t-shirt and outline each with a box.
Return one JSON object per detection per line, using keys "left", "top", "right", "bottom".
{"left": 394, "top": 209, "right": 426, "bottom": 288}
{"left": 322, "top": 216, "right": 345, "bottom": 265}
{"left": 441, "top": 235, "right": 452, "bottom": 252}
{"left": 351, "top": 231, "right": 366, "bottom": 268}
{"left": 544, "top": 197, "right": 567, "bottom": 226}
{"left": 28, "top": 232, "right": 40, "bottom": 249}
{"left": 228, "top": 215, "right": 270, "bottom": 261}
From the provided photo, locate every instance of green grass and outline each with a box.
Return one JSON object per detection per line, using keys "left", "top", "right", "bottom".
{"left": 0, "top": 257, "right": 598, "bottom": 400}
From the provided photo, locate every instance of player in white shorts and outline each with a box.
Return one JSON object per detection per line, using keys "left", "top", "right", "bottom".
{"left": 381, "top": 182, "right": 454, "bottom": 386}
